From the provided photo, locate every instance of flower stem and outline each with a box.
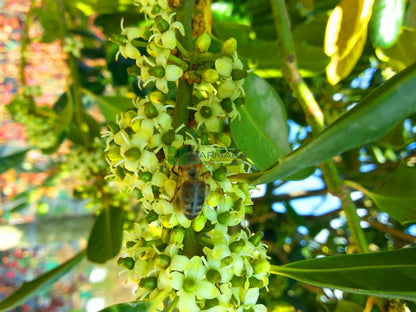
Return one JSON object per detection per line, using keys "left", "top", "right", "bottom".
{"left": 270, "top": 0, "right": 369, "bottom": 253}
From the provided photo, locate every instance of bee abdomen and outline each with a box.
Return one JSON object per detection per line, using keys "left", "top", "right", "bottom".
{"left": 181, "top": 181, "right": 207, "bottom": 220}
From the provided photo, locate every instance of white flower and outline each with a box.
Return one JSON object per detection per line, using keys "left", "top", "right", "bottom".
{"left": 170, "top": 256, "right": 220, "bottom": 312}
{"left": 194, "top": 100, "right": 225, "bottom": 132}
{"left": 149, "top": 13, "right": 185, "bottom": 49}
{"left": 236, "top": 288, "right": 267, "bottom": 312}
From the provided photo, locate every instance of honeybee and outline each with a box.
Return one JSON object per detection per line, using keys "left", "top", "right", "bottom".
{"left": 173, "top": 162, "right": 209, "bottom": 220}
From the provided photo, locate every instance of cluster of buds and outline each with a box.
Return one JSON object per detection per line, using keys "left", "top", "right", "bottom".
{"left": 106, "top": 1, "right": 270, "bottom": 311}
{"left": 7, "top": 95, "right": 59, "bottom": 150}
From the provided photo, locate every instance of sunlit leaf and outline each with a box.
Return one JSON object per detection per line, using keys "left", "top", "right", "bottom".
{"left": 231, "top": 73, "right": 290, "bottom": 170}
{"left": 325, "top": 0, "right": 374, "bottom": 84}
{"left": 96, "top": 96, "right": 134, "bottom": 122}
{"left": 252, "top": 63, "right": 416, "bottom": 184}
{"left": 0, "top": 251, "right": 85, "bottom": 311}
{"left": 271, "top": 247, "right": 416, "bottom": 300}
{"left": 87, "top": 206, "right": 124, "bottom": 263}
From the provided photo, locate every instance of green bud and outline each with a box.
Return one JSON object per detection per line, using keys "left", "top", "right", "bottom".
{"left": 124, "top": 148, "right": 141, "bottom": 160}
{"left": 200, "top": 105, "right": 212, "bottom": 118}
{"left": 117, "top": 257, "right": 134, "bottom": 270}
{"left": 217, "top": 133, "right": 232, "bottom": 147}
{"left": 234, "top": 97, "right": 245, "bottom": 106}
{"left": 151, "top": 4, "right": 161, "bottom": 15}
{"left": 107, "top": 147, "right": 122, "bottom": 163}
{"left": 144, "top": 102, "right": 159, "bottom": 119}
{"left": 213, "top": 166, "right": 227, "bottom": 181}
{"left": 202, "top": 68, "right": 219, "bottom": 84}
{"left": 183, "top": 278, "right": 197, "bottom": 292}
{"left": 249, "top": 276, "right": 264, "bottom": 288}
{"left": 217, "top": 211, "right": 232, "bottom": 224}
{"left": 253, "top": 259, "right": 271, "bottom": 274}
{"left": 221, "top": 37, "right": 237, "bottom": 56}
{"left": 154, "top": 16, "right": 170, "bottom": 33}
{"left": 162, "top": 129, "right": 175, "bottom": 145}
{"left": 195, "top": 33, "right": 211, "bottom": 52}
{"left": 140, "top": 277, "right": 157, "bottom": 290}
{"left": 229, "top": 239, "right": 246, "bottom": 253}
{"left": 206, "top": 269, "right": 221, "bottom": 283}
{"left": 146, "top": 210, "right": 158, "bottom": 223}
{"left": 126, "top": 241, "right": 136, "bottom": 248}
{"left": 192, "top": 213, "right": 207, "bottom": 232}
{"left": 148, "top": 65, "right": 165, "bottom": 78}
{"left": 249, "top": 232, "right": 263, "bottom": 246}
{"left": 230, "top": 275, "right": 245, "bottom": 287}
{"left": 155, "top": 254, "right": 171, "bottom": 269}
{"left": 139, "top": 171, "right": 153, "bottom": 181}
{"left": 231, "top": 69, "right": 247, "bottom": 80}
{"left": 107, "top": 121, "right": 120, "bottom": 133}
{"left": 220, "top": 98, "right": 233, "bottom": 113}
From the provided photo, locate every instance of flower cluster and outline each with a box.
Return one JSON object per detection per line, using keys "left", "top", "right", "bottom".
{"left": 106, "top": 1, "right": 270, "bottom": 311}
{"left": 7, "top": 95, "right": 59, "bottom": 150}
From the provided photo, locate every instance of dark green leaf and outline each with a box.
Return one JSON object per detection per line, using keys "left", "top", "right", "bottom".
{"left": 368, "top": 164, "right": 416, "bottom": 224}
{"left": 87, "top": 206, "right": 124, "bottom": 263}
{"left": 272, "top": 247, "right": 416, "bottom": 300}
{"left": 96, "top": 96, "right": 134, "bottom": 122}
{"left": 0, "top": 250, "right": 85, "bottom": 311}
{"left": 99, "top": 301, "right": 150, "bottom": 312}
{"left": 0, "top": 149, "right": 30, "bottom": 173}
{"left": 253, "top": 62, "right": 416, "bottom": 184}
{"left": 231, "top": 73, "right": 290, "bottom": 170}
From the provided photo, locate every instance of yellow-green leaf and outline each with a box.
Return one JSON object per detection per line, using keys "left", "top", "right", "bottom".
{"left": 325, "top": 0, "right": 374, "bottom": 84}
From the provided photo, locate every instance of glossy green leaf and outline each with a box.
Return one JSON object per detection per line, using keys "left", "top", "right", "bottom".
{"left": 368, "top": 164, "right": 416, "bottom": 224}
{"left": 99, "top": 302, "right": 149, "bottom": 312}
{"left": 0, "top": 250, "right": 85, "bottom": 311}
{"left": 96, "top": 96, "right": 134, "bottom": 122}
{"left": 0, "top": 149, "right": 30, "bottom": 173}
{"left": 87, "top": 206, "right": 124, "bottom": 263}
{"left": 231, "top": 73, "right": 290, "bottom": 170}
{"left": 253, "top": 62, "right": 416, "bottom": 184}
{"left": 271, "top": 247, "right": 416, "bottom": 300}
{"left": 334, "top": 301, "right": 364, "bottom": 312}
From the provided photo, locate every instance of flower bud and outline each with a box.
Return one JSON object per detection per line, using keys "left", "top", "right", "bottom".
{"left": 124, "top": 148, "right": 141, "bottom": 160}
{"left": 215, "top": 57, "right": 233, "bottom": 77}
{"left": 118, "top": 257, "right": 134, "bottom": 270}
{"left": 162, "top": 129, "right": 175, "bottom": 145}
{"left": 192, "top": 213, "right": 207, "bottom": 232}
{"left": 206, "top": 269, "right": 221, "bottom": 283}
{"left": 145, "top": 102, "right": 159, "bottom": 119}
{"left": 170, "top": 228, "right": 185, "bottom": 244}
{"left": 202, "top": 68, "right": 219, "bottom": 84}
{"left": 155, "top": 254, "right": 171, "bottom": 269}
{"left": 140, "top": 276, "right": 157, "bottom": 290}
{"left": 107, "top": 147, "right": 122, "bottom": 162}
{"left": 253, "top": 259, "right": 271, "bottom": 274}
{"left": 195, "top": 33, "right": 211, "bottom": 52}
{"left": 249, "top": 232, "right": 263, "bottom": 246}
{"left": 220, "top": 98, "right": 233, "bottom": 113}
{"left": 221, "top": 37, "right": 237, "bottom": 56}
{"left": 230, "top": 239, "right": 246, "bottom": 253}
{"left": 154, "top": 16, "right": 170, "bottom": 33}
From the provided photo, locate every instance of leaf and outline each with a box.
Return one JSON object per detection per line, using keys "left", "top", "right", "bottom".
{"left": 0, "top": 149, "right": 30, "bottom": 173}
{"left": 230, "top": 73, "right": 290, "bottom": 170}
{"left": 334, "top": 301, "right": 363, "bottom": 312}
{"left": 376, "top": 27, "right": 416, "bottom": 71}
{"left": 96, "top": 96, "right": 134, "bottom": 122}
{"left": 271, "top": 247, "right": 416, "bottom": 300}
{"left": 99, "top": 302, "right": 150, "bottom": 312}
{"left": 253, "top": 62, "right": 416, "bottom": 184}
{"left": 0, "top": 250, "right": 85, "bottom": 311}
{"left": 367, "top": 164, "right": 416, "bottom": 224}
{"left": 324, "top": 0, "right": 374, "bottom": 84}
{"left": 87, "top": 206, "right": 124, "bottom": 263}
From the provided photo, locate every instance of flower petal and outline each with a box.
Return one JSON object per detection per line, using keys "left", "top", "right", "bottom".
{"left": 195, "top": 280, "right": 219, "bottom": 299}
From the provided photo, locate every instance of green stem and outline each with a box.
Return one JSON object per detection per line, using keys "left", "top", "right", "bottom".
{"left": 172, "top": 0, "right": 195, "bottom": 134}
{"left": 176, "top": 39, "right": 191, "bottom": 59}
{"left": 168, "top": 54, "right": 189, "bottom": 70}
{"left": 270, "top": 0, "right": 368, "bottom": 253}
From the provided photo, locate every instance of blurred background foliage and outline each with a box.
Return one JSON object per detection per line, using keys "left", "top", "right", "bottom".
{"left": 1, "top": 0, "right": 416, "bottom": 311}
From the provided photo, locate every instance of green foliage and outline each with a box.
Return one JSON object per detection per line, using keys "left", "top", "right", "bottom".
{"left": 0, "top": 149, "right": 29, "bottom": 173}
{"left": 231, "top": 73, "right": 290, "bottom": 170}
{"left": 87, "top": 206, "right": 125, "bottom": 263}
{"left": 272, "top": 247, "right": 416, "bottom": 300}
{"left": 96, "top": 95, "right": 135, "bottom": 122}
{"left": 99, "top": 302, "right": 149, "bottom": 312}
{"left": 0, "top": 251, "right": 85, "bottom": 311}
{"left": 254, "top": 62, "right": 416, "bottom": 184}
